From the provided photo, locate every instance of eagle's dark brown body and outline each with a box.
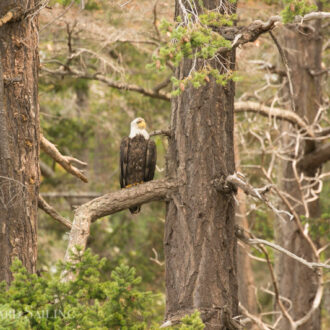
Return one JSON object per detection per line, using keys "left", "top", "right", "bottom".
{"left": 120, "top": 135, "right": 156, "bottom": 213}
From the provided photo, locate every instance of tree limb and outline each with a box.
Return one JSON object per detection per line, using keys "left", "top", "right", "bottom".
{"left": 38, "top": 195, "right": 72, "bottom": 230}
{"left": 239, "top": 303, "right": 272, "bottom": 330}
{"left": 269, "top": 31, "right": 296, "bottom": 113}
{"left": 150, "top": 129, "right": 172, "bottom": 137}
{"left": 62, "top": 179, "right": 178, "bottom": 279}
{"left": 218, "top": 12, "right": 330, "bottom": 49}
{"left": 234, "top": 101, "right": 314, "bottom": 137}
{"left": 236, "top": 228, "right": 330, "bottom": 270}
{"left": 214, "top": 173, "right": 293, "bottom": 222}
{"left": 41, "top": 192, "right": 101, "bottom": 199}
{"left": 42, "top": 67, "right": 171, "bottom": 101}
{"left": 298, "top": 142, "right": 330, "bottom": 170}
{"left": 40, "top": 135, "right": 88, "bottom": 183}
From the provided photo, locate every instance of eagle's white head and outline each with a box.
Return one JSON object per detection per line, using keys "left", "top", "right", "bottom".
{"left": 129, "top": 117, "right": 150, "bottom": 139}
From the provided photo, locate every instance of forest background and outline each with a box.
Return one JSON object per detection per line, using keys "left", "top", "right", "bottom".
{"left": 0, "top": 0, "right": 329, "bottom": 328}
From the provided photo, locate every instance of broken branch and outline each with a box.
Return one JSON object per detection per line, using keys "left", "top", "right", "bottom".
{"left": 38, "top": 195, "right": 72, "bottom": 230}
{"left": 40, "top": 135, "right": 88, "bottom": 183}
{"left": 214, "top": 173, "right": 293, "bottom": 222}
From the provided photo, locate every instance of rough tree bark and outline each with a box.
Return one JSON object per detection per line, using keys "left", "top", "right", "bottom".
{"left": 274, "top": 18, "right": 324, "bottom": 330}
{"left": 0, "top": 1, "right": 40, "bottom": 283}
{"left": 164, "top": 1, "right": 238, "bottom": 328}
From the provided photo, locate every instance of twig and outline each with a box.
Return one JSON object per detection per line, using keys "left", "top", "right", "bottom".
{"left": 215, "top": 173, "right": 293, "bottom": 222}
{"left": 41, "top": 192, "right": 101, "bottom": 199}
{"left": 153, "top": 76, "right": 171, "bottom": 93}
{"left": 239, "top": 303, "right": 272, "bottom": 330}
{"left": 150, "top": 248, "right": 164, "bottom": 266}
{"left": 40, "top": 0, "right": 75, "bottom": 32}
{"left": 153, "top": 0, "right": 161, "bottom": 40}
{"left": 269, "top": 31, "right": 295, "bottom": 113}
{"left": 40, "top": 135, "right": 88, "bottom": 183}
{"left": 42, "top": 67, "right": 170, "bottom": 101}
{"left": 247, "top": 238, "right": 329, "bottom": 270}
{"left": 38, "top": 195, "right": 72, "bottom": 230}
{"left": 236, "top": 226, "right": 330, "bottom": 270}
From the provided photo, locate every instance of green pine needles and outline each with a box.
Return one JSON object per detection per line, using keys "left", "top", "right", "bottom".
{"left": 281, "top": 0, "right": 317, "bottom": 23}
{"left": 0, "top": 249, "right": 204, "bottom": 329}
{"left": 147, "top": 2, "right": 239, "bottom": 96}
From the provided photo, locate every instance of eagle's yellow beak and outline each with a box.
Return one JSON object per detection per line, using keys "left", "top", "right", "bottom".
{"left": 138, "top": 120, "right": 146, "bottom": 129}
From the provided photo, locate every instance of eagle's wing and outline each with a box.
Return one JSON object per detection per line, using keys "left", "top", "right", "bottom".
{"left": 120, "top": 137, "right": 130, "bottom": 188}
{"left": 144, "top": 139, "right": 157, "bottom": 182}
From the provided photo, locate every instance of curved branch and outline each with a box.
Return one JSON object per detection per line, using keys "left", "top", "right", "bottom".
{"left": 63, "top": 179, "right": 178, "bottom": 279}
{"left": 234, "top": 101, "right": 314, "bottom": 137}
{"left": 40, "top": 135, "right": 88, "bottom": 183}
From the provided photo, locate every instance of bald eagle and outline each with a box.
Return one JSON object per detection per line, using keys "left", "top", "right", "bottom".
{"left": 120, "top": 118, "right": 157, "bottom": 214}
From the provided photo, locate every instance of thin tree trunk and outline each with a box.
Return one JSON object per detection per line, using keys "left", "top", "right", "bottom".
{"left": 164, "top": 1, "right": 238, "bottom": 328}
{"left": 0, "top": 1, "right": 40, "bottom": 283}
{"left": 235, "top": 140, "right": 257, "bottom": 328}
{"left": 275, "top": 18, "right": 323, "bottom": 330}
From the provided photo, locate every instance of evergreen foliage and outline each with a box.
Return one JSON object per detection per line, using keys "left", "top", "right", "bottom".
{"left": 148, "top": 8, "right": 238, "bottom": 96}
{"left": 0, "top": 250, "right": 204, "bottom": 329}
{"left": 281, "top": 0, "right": 317, "bottom": 23}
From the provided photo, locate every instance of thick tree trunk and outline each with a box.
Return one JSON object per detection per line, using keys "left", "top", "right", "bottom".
{"left": 275, "top": 19, "right": 323, "bottom": 330}
{"left": 0, "top": 1, "right": 40, "bottom": 283}
{"left": 164, "top": 2, "right": 238, "bottom": 328}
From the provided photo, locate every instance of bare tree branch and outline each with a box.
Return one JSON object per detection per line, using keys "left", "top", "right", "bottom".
{"left": 150, "top": 129, "right": 172, "bottom": 137}
{"left": 219, "top": 12, "right": 330, "bottom": 49}
{"left": 41, "top": 192, "right": 101, "bottom": 199}
{"left": 40, "top": 135, "right": 88, "bottom": 183}
{"left": 239, "top": 303, "right": 273, "bottom": 330}
{"left": 234, "top": 101, "right": 314, "bottom": 137}
{"left": 38, "top": 195, "right": 72, "bottom": 230}
{"left": 236, "top": 227, "right": 330, "bottom": 270}
{"left": 62, "top": 179, "right": 178, "bottom": 280}
{"left": 269, "top": 31, "right": 295, "bottom": 112}
{"left": 41, "top": 67, "right": 171, "bottom": 101}
{"left": 298, "top": 11, "right": 330, "bottom": 22}
{"left": 214, "top": 173, "right": 293, "bottom": 222}
{"left": 153, "top": 76, "right": 172, "bottom": 93}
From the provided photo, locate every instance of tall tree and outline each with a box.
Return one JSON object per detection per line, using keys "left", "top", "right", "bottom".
{"left": 274, "top": 17, "right": 325, "bottom": 330}
{"left": 164, "top": 1, "right": 238, "bottom": 327}
{"left": 0, "top": 1, "right": 40, "bottom": 283}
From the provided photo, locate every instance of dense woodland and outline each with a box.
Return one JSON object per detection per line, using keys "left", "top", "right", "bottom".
{"left": 0, "top": 0, "right": 329, "bottom": 329}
